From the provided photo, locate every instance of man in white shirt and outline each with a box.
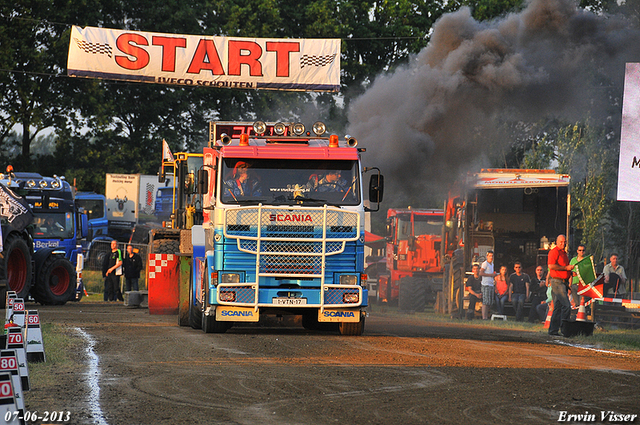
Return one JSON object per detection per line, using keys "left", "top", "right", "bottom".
{"left": 479, "top": 251, "right": 498, "bottom": 320}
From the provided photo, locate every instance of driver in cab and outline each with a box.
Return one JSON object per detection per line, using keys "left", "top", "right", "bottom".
{"left": 223, "top": 161, "right": 261, "bottom": 201}
{"left": 307, "top": 170, "right": 348, "bottom": 193}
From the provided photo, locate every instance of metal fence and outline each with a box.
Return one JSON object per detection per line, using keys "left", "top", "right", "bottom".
{"left": 83, "top": 240, "right": 149, "bottom": 290}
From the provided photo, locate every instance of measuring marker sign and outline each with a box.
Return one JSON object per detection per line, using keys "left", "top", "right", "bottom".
{"left": 4, "top": 292, "right": 16, "bottom": 323}
{"left": 5, "top": 329, "right": 28, "bottom": 392}
{"left": 0, "top": 350, "right": 25, "bottom": 415}
{"left": 25, "top": 311, "right": 45, "bottom": 363}
{"left": 0, "top": 371, "right": 24, "bottom": 425}
{"left": 10, "top": 300, "right": 25, "bottom": 329}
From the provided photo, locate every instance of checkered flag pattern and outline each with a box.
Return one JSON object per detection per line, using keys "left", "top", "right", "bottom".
{"left": 300, "top": 53, "right": 337, "bottom": 68}
{"left": 74, "top": 38, "right": 113, "bottom": 58}
{"left": 148, "top": 254, "right": 175, "bottom": 279}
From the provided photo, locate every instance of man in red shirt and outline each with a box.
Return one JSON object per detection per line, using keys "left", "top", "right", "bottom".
{"left": 547, "top": 234, "right": 574, "bottom": 336}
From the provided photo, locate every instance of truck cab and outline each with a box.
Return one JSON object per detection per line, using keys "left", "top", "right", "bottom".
{"left": 187, "top": 120, "right": 383, "bottom": 335}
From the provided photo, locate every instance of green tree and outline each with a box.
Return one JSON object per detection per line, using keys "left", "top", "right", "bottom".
{"left": 555, "top": 122, "right": 617, "bottom": 262}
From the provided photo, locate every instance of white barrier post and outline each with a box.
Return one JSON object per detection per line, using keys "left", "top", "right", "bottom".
{"left": 0, "top": 350, "right": 25, "bottom": 417}
{"left": 9, "top": 300, "right": 25, "bottom": 329}
{"left": 0, "top": 371, "right": 24, "bottom": 425}
{"left": 5, "top": 329, "right": 28, "bottom": 392}
{"left": 25, "top": 311, "right": 45, "bottom": 363}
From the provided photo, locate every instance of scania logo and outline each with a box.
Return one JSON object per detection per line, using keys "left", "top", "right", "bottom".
{"left": 221, "top": 310, "right": 254, "bottom": 317}
{"left": 323, "top": 311, "right": 355, "bottom": 318}
{"left": 269, "top": 213, "right": 313, "bottom": 222}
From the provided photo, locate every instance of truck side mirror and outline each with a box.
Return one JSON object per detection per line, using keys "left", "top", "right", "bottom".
{"left": 158, "top": 166, "right": 166, "bottom": 184}
{"left": 197, "top": 169, "right": 208, "bottom": 195}
{"left": 369, "top": 174, "right": 384, "bottom": 203}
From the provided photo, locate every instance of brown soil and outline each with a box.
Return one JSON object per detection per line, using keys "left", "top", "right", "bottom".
{"left": 24, "top": 302, "right": 640, "bottom": 425}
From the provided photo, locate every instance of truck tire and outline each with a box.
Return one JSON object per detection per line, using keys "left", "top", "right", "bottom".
{"left": 32, "top": 256, "right": 76, "bottom": 305}
{"left": 398, "top": 276, "right": 426, "bottom": 312}
{"left": 1, "top": 234, "right": 33, "bottom": 300}
{"left": 151, "top": 239, "right": 179, "bottom": 255}
{"left": 338, "top": 315, "right": 365, "bottom": 336}
{"left": 302, "top": 312, "right": 338, "bottom": 332}
{"left": 202, "top": 311, "right": 231, "bottom": 333}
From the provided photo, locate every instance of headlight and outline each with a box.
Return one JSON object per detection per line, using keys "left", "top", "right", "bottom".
{"left": 339, "top": 275, "right": 358, "bottom": 285}
{"left": 220, "top": 273, "right": 240, "bottom": 283}
{"left": 219, "top": 291, "right": 236, "bottom": 302}
{"left": 274, "top": 122, "right": 286, "bottom": 135}
{"left": 312, "top": 121, "right": 326, "bottom": 136}
{"left": 253, "top": 121, "right": 267, "bottom": 135}
{"left": 343, "top": 293, "right": 359, "bottom": 303}
{"left": 292, "top": 122, "right": 305, "bottom": 135}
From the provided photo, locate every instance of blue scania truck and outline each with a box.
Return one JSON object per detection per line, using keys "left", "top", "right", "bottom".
{"left": 182, "top": 121, "right": 383, "bottom": 335}
{"left": 0, "top": 168, "right": 87, "bottom": 304}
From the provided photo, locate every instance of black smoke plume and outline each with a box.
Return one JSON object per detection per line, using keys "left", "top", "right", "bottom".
{"left": 347, "top": 0, "right": 640, "bottom": 206}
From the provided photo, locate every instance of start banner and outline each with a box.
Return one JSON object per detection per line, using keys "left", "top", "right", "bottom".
{"left": 67, "top": 26, "right": 340, "bottom": 92}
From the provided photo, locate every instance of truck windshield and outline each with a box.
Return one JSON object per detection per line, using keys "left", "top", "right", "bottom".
{"left": 76, "top": 198, "right": 105, "bottom": 220}
{"left": 33, "top": 212, "right": 74, "bottom": 239}
{"left": 397, "top": 214, "right": 442, "bottom": 240}
{"left": 220, "top": 158, "right": 360, "bottom": 206}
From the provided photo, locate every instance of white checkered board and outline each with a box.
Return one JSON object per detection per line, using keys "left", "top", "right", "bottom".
{"left": 148, "top": 254, "right": 176, "bottom": 279}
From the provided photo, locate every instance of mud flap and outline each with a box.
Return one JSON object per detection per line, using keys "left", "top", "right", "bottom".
{"left": 215, "top": 306, "right": 259, "bottom": 322}
{"left": 318, "top": 308, "right": 361, "bottom": 322}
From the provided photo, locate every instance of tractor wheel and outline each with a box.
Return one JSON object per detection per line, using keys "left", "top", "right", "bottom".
{"left": 398, "top": 276, "right": 426, "bottom": 312}
{"left": 0, "top": 234, "right": 33, "bottom": 300}
{"left": 31, "top": 256, "right": 76, "bottom": 305}
{"left": 150, "top": 239, "right": 179, "bottom": 255}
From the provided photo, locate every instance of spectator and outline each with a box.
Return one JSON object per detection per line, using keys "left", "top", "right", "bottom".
{"left": 465, "top": 264, "right": 483, "bottom": 320}
{"left": 123, "top": 244, "right": 143, "bottom": 292}
{"left": 535, "top": 277, "right": 553, "bottom": 322}
{"left": 508, "top": 262, "right": 530, "bottom": 321}
{"left": 547, "top": 235, "right": 574, "bottom": 336}
{"left": 569, "top": 245, "right": 587, "bottom": 306}
{"left": 494, "top": 265, "right": 509, "bottom": 315}
{"left": 603, "top": 254, "right": 627, "bottom": 297}
{"left": 528, "top": 265, "right": 547, "bottom": 323}
{"left": 480, "top": 251, "right": 498, "bottom": 320}
{"left": 102, "top": 240, "right": 123, "bottom": 302}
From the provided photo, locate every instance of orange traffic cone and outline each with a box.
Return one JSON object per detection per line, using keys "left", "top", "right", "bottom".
{"left": 544, "top": 301, "right": 553, "bottom": 329}
{"left": 576, "top": 298, "right": 587, "bottom": 322}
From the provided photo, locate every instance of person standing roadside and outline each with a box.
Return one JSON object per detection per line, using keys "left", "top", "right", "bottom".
{"left": 465, "top": 264, "right": 483, "bottom": 320}
{"left": 603, "top": 254, "right": 627, "bottom": 297}
{"left": 123, "top": 244, "right": 143, "bottom": 292}
{"left": 102, "top": 240, "right": 123, "bottom": 302}
{"left": 528, "top": 265, "right": 547, "bottom": 323}
{"left": 569, "top": 245, "right": 587, "bottom": 307}
{"left": 494, "top": 266, "right": 509, "bottom": 316}
{"left": 508, "top": 262, "right": 530, "bottom": 321}
{"left": 480, "top": 251, "right": 498, "bottom": 320}
{"left": 547, "top": 235, "right": 574, "bottom": 336}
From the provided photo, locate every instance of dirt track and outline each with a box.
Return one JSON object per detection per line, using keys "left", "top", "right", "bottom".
{"left": 24, "top": 302, "right": 640, "bottom": 425}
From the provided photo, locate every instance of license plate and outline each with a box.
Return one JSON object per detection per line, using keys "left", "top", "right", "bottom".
{"left": 272, "top": 297, "right": 307, "bottom": 305}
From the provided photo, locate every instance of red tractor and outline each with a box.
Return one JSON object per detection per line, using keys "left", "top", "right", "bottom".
{"left": 377, "top": 208, "right": 443, "bottom": 311}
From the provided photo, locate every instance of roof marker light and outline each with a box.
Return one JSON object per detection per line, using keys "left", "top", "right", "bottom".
{"left": 329, "top": 134, "right": 339, "bottom": 147}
